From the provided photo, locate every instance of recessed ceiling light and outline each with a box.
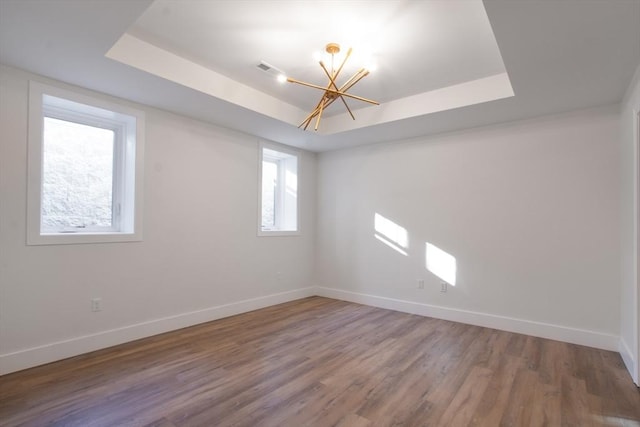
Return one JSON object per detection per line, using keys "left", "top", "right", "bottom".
{"left": 256, "top": 60, "right": 286, "bottom": 82}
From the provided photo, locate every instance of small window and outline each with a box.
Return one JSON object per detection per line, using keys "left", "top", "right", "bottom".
{"left": 27, "top": 81, "right": 144, "bottom": 245}
{"left": 258, "top": 142, "right": 299, "bottom": 235}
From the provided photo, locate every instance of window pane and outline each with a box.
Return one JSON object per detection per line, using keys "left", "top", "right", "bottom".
{"left": 261, "top": 160, "right": 277, "bottom": 229}
{"left": 259, "top": 145, "right": 298, "bottom": 235}
{"left": 42, "top": 117, "right": 115, "bottom": 230}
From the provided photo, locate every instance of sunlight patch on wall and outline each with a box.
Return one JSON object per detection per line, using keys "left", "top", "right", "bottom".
{"left": 374, "top": 213, "right": 408, "bottom": 256}
{"left": 426, "top": 242, "right": 456, "bottom": 285}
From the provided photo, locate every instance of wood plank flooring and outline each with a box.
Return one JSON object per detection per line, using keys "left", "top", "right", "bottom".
{"left": 1, "top": 296, "right": 639, "bottom": 426}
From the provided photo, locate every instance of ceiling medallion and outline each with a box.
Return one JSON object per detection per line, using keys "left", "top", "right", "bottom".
{"left": 287, "top": 43, "right": 379, "bottom": 131}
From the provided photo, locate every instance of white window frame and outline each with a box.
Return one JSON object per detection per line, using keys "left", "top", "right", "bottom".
{"left": 258, "top": 141, "right": 300, "bottom": 236}
{"left": 27, "top": 81, "right": 145, "bottom": 245}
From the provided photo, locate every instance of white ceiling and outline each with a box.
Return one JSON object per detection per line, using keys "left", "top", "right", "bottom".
{"left": 0, "top": 0, "right": 639, "bottom": 152}
{"left": 106, "top": 0, "right": 514, "bottom": 136}
{"left": 127, "top": 0, "right": 508, "bottom": 110}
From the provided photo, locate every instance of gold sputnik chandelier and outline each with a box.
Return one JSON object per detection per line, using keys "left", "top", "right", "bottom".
{"left": 287, "top": 43, "right": 379, "bottom": 131}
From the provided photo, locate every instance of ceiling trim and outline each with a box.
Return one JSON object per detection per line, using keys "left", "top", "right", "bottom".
{"left": 107, "top": 33, "right": 513, "bottom": 136}
{"left": 106, "top": 33, "right": 305, "bottom": 125}
{"left": 323, "top": 72, "right": 514, "bottom": 134}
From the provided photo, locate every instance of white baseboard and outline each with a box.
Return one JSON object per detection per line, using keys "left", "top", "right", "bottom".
{"left": 0, "top": 287, "right": 315, "bottom": 375}
{"left": 0, "top": 286, "right": 623, "bottom": 376}
{"left": 619, "top": 338, "right": 639, "bottom": 386}
{"left": 315, "top": 286, "right": 619, "bottom": 352}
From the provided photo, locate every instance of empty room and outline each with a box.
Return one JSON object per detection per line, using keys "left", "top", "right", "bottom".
{"left": 1, "top": 0, "right": 639, "bottom": 425}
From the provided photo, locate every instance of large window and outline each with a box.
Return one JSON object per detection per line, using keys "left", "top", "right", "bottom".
{"left": 27, "top": 82, "right": 144, "bottom": 245}
{"left": 259, "top": 142, "right": 299, "bottom": 235}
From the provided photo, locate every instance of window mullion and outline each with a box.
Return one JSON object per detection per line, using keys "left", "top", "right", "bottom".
{"left": 111, "top": 125, "right": 124, "bottom": 232}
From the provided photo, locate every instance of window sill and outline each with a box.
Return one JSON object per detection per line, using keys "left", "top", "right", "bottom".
{"left": 257, "top": 230, "right": 300, "bottom": 237}
{"left": 27, "top": 231, "right": 142, "bottom": 246}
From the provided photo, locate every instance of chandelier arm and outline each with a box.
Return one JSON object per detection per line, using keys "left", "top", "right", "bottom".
{"left": 332, "top": 47, "right": 352, "bottom": 81}
{"left": 287, "top": 77, "right": 333, "bottom": 93}
{"left": 300, "top": 108, "right": 319, "bottom": 129}
{"left": 300, "top": 104, "right": 321, "bottom": 128}
{"left": 341, "top": 69, "right": 370, "bottom": 91}
{"left": 300, "top": 91, "right": 331, "bottom": 129}
{"left": 296, "top": 91, "right": 373, "bottom": 129}
{"left": 320, "top": 57, "right": 360, "bottom": 98}
{"left": 312, "top": 95, "right": 354, "bottom": 129}
{"left": 335, "top": 90, "right": 379, "bottom": 105}
{"left": 339, "top": 95, "right": 356, "bottom": 120}
{"left": 303, "top": 116, "right": 313, "bottom": 130}
{"left": 302, "top": 104, "right": 321, "bottom": 129}
{"left": 303, "top": 115, "right": 313, "bottom": 130}
{"left": 314, "top": 96, "right": 327, "bottom": 131}
{"left": 288, "top": 78, "right": 377, "bottom": 104}
{"left": 300, "top": 96, "right": 339, "bottom": 129}
{"left": 337, "top": 71, "right": 379, "bottom": 105}
{"left": 319, "top": 62, "right": 340, "bottom": 92}
{"left": 318, "top": 61, "right": 355, "bottom": 118}
{"left": 302, "top": 98, "right": 331, "bottom": 129}
{"left": 302, "top": 99, "right": 327, "bottom": 129}
{"left": 338, "top": 68, "right": 366, "bottom": 91}
{"left": 300, "top": 97, "right": 326, "bottom": 127}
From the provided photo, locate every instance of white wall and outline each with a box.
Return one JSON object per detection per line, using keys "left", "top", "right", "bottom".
{"left": 619, "top": 64, "right": 640, "bottom": 385}
{"left": 0, "top": 65, "right": 316, "bottom": 374}
{"left": 316, "top": 106, "right": 622, "bottom": 350}
{"left": 0, "top": 62, "right": 633, "bottom": 378}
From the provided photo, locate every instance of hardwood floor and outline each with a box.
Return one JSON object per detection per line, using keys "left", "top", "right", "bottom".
{"left": 1, "top": 297, "right": 639, "bottom": 426}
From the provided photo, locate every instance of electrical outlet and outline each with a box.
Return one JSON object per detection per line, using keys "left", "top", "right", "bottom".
{"left": 417, "top": 280, "right": 425, "bottom": 289}
{"left": 440, "top": 282, "right": 447, "bottom": 293}
{"left": 91, "top": 297, "right": 102, "bottom": 312}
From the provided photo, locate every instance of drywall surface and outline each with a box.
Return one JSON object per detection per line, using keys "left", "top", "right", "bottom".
{"left": 0, "top": 65, "right": 316, "bottom": 374}
{"left": 316, "top": 106, "right": 621, "bottom": 349}
{"left": 619, "top": 64, "right": 640, "bottom": 385}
